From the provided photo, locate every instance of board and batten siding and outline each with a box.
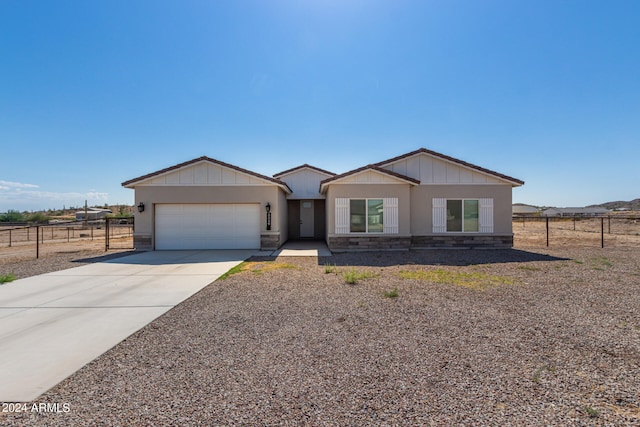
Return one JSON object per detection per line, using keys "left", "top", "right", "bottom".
{"left": 145, "top": 162, "right": 268, "bottom": 186}
{"left": 383, "top": 154, "right": 504, "bottom": 185}
{"left": 277, "top": 168, "right": 329, "bottom": 199}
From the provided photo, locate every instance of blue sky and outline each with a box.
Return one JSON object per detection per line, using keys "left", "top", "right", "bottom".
{"left": 1, "top": 0, "right": 639, "bottom": 212}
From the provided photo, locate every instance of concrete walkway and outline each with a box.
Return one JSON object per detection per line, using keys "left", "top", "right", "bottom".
{"left": 270, "top": 240, "right": 332, "bottom": 257}
{"left": 0, "top": 250, "right": 257, "bottom": 402}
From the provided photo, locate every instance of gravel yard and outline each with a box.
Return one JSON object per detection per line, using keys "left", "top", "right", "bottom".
{"left": 1, "top": 246, "right": 639, "bottom": 426}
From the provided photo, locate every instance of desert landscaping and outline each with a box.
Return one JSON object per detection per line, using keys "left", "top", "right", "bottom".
{"left": 1, "top": 221, "right": 639, "bottom": 425}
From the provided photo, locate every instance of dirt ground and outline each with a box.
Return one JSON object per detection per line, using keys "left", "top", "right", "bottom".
{"left": 0, "top": 236, "right": 133, "bottom": 263}
{"left": 513, "top": 217, "right": 640, "bottom": 248}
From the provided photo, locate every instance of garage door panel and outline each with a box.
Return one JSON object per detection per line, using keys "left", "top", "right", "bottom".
{"left": 155, "top": 204, "right": 260, "bottom": 250}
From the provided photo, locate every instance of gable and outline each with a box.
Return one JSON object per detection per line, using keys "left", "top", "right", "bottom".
{"left": 143, "top": 162, "right": 271, "bottom": 185}
{"left": 377, "top": 149, "right": 524, "bottom": 186}
{"left": 320, "top": 165, "right": 419, "bottom": 194}
{"left": 122, "top": 157, "right": 291, "bottom": 192}
{"left": 276, "top": 167, "right": 333, "bottom": 199}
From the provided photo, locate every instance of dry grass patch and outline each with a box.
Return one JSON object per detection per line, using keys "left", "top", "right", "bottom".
{"left": 218, "top": 260, "right": 298, "bottom": 279}
{"left": 399, "top": 268, "right": 519, "bottom": 291}
{"left": 342, "top": 269, "right": 378, "bottom": 285}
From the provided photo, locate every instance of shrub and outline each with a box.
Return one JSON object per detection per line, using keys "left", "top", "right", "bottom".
{"left": 25, "top": 212, "right": 51, "bottom": 223}
{"left": 0, "top": 274, "right": 16, "bottom": 284}
{"left": 0, "top": 210, "right": 23, "bottom": 222}
{"left": 324, "top": 263, "right": 337, "bottom": 274}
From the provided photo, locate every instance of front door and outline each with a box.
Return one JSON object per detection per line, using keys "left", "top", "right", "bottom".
{"left": 300, "top": 200, "right": 314, "bottom": 238}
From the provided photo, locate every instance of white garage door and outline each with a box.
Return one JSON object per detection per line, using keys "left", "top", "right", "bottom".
{"left": 155, "top": 204, "right": 260, "bottom": 250}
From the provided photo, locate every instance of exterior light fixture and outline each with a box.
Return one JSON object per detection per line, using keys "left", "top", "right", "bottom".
{"left": 265, "top": 202, "right": 271, "bottom": 230}
{"left": 137, "top": 202, "right": 145, "bottom": 213}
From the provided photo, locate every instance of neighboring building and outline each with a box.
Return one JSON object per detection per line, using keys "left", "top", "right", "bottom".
{"left": 122, "top": 148, "right": 524, "bottom": 251}
{"left": 75, "top": 208, "right": 112, "bottom": 221}
{"left": 541, "top": 207, "right": 610, "bottom": 217}
{"left": 512, "top": 203, "right": 540, "bottom": 217}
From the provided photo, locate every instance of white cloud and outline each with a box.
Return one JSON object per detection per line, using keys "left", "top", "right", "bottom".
{"left": 0, "top": 180, "right": 39, "bottom": 189}
{"left": 0, "top": 187, "right": 110, "bottom": 211}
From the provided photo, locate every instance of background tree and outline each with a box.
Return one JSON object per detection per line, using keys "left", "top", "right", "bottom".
{"left": 0, "top": 210, "right": 24, "bottom": 222}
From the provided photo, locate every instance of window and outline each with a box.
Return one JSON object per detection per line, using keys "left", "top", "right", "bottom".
{"left": 336, "top": 198, "right": 398, "bottom": 234}
{"left": 446, "top": 200, "right": 478, "bottom": 232}
{"left": 433, "top": 198, "right": 492, "bottom": 233}
{"left": 350, "top": 199, "right": 383, "bottom": 233}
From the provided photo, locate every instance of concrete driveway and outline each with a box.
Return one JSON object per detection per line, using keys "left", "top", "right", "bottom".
{"left": 0, "top": 250, "right": 257, "bottom": 402}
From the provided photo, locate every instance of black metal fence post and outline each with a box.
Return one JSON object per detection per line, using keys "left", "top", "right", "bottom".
{"left": 36, "top": 226, "right": 40, "bottom": 259}
{"left": 546, "top": 217, "right": 549, "bottom": 247}
{"left": 601, "top": 217, "right": 604, "bottom": 248}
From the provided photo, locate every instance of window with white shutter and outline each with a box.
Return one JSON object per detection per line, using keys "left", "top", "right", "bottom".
{"left": 433, "top": 197, "right": 493, "bottom": 233}
{"left": 335, "top": 197, "right": 398, "bottom": 234}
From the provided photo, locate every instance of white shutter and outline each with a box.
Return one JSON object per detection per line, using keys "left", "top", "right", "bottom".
{"left": 335, "top": 198, "right": 350, "bottom": 234}
{"left": 432, "top": 198, "right": 447, "bottom": 233}
{"left": 479, "top": 198, "right": 494, "bottom": 233}
{"left": 383, "top": 198, "right": 398, "bottom": 234}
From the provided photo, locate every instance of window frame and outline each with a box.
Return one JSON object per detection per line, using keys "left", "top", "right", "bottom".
{"left": 446, "top": 198, "right": 480, "bottom": 233}
{"left": 349, "top": 198, "right": 385, "bottom": 234}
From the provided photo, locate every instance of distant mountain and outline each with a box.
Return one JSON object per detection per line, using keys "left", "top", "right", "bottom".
{"left": 588, "top": 199, "right": 640, "bottom": 211}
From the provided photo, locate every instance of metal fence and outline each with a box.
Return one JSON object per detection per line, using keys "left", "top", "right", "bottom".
{"left": 0, "top": 218, "right": 134, "bottom": 258}
{"left": 513, "top": 215, "right": 640, "bottom": 248}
